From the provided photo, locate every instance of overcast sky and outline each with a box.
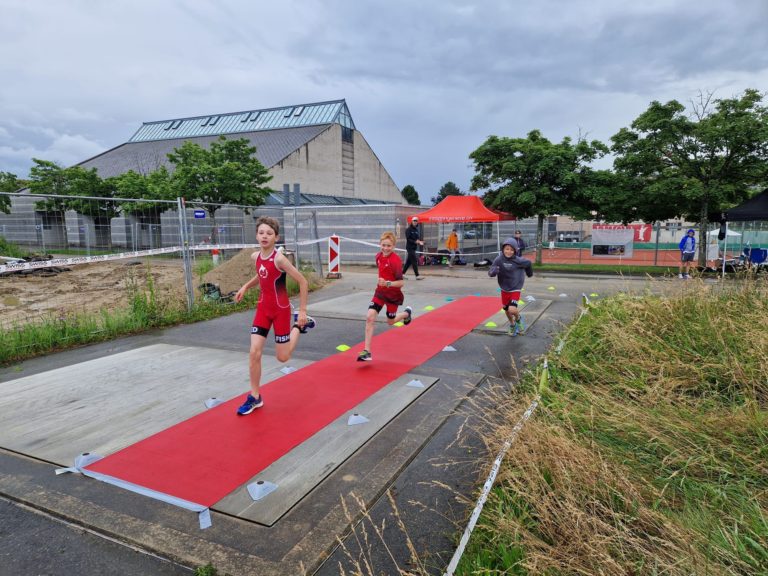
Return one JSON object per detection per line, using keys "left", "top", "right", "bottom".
{"left": 2, "top": 0, "right": 767, "bottom": 204}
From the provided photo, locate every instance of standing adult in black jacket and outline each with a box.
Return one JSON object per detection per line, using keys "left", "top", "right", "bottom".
{"left": 402, "top": 216, "right": 424, "bottom": 280}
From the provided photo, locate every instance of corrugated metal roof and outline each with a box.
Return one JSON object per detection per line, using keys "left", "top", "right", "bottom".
{"left": 129, "top": 99, "right": 355, "bottom": 143}
{"left": 79, "top": 125, "right": 332, "bottom": 178}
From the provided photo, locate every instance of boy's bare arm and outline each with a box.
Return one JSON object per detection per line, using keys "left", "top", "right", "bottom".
{"left": 234, "top": 275, "right": 260, "bottom": 302}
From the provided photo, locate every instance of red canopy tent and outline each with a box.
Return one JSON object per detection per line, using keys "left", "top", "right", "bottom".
{"left": 411, "top": 195, "right": 515, "bottom": 254}
{"left": 410, "top": 195, "right": 514, "bottom": 223}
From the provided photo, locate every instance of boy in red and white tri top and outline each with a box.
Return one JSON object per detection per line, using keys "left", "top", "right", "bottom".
{"left": 234, "top": 216, "right": 315, "bottom": 415}
{"left": 357, "top": 231, "right": 413, "bottom": 362}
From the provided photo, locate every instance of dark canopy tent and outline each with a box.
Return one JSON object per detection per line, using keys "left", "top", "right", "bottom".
{"left": 725, "top": 189, "right": 768, "bottom": 221}
{"left": 716, "top": 189, "right": 768, "bottom": 274}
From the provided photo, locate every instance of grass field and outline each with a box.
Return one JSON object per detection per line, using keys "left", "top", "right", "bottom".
{"left": 458, "top": 280, "right": 768, "bottom": 575}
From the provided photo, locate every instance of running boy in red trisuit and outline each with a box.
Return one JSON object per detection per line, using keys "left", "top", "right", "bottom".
{"left": 357, "top": 231, "right": 412, "bottom": 362}
{"left": 234, "top": 216, "right": 315, "bottom": 414}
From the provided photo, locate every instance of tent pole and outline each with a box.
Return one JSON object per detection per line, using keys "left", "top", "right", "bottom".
{"left": 721, "top": 221, "right": 728, "bottom": 278}
{"left": 496, "top": 221, "right": 500, "bottom": 253}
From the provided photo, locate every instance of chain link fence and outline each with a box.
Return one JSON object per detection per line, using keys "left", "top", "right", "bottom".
{"left": 3, "top": 192, "right": 767, "bottom": 332}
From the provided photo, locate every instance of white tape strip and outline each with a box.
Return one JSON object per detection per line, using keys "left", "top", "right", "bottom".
{"left": 443, "top": 396, "right": 539, "bottom": 576}
{"left": 56, "top": 453, "right": 212, "bottom": 529}
{"left": 0, "top": 246, "right": 182, "bottom": 274}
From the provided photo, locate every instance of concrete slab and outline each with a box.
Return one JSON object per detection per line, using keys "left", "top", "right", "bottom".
{"left": 215, "top": 372, "right": 439, "bottom": 525}
{"left": 307, "top": 291, "right": 463, "bottom": 322}
{"left": 475, "top": 297, "right": 552, "bottom": 335}
{"left": 0, "top": 344, "right": 312, "bottom": 466}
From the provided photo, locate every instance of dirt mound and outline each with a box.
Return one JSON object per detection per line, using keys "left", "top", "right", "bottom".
{"left": 201, "top": 249, "right": 256, "bottom": 294}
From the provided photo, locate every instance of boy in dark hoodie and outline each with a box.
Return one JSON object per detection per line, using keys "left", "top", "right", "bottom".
{"left": 489, "top": 238, "right": 533, "bottom": 336}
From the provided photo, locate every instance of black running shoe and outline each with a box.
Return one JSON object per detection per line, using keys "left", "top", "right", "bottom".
{"left": 357, "top": 350, "right": 372, "bottom": 362}
{"left": 403, "top": 306, "right": 413, "bottom": 325}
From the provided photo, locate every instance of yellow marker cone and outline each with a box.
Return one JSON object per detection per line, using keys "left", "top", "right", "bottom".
{"left": 590, "top": 292, "right": 599, "bottom": 297}
{"left": 547, "top": 286, "right": 556, "bottom": 291}
{"left": 485, "top": 321, "right": 497, "bottom": 327}
{"left": 336, "top": 344, "right": 351, "bottom": 352}
{"left": 394, "top": 321, "right": 404, "bottom": 327}
{"left": 424, "top": 305, "right": 435, "bottom": 311}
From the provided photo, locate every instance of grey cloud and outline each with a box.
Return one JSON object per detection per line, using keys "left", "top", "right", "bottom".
{"left": 1, "top": 0, "right": 766, "bottom": 201}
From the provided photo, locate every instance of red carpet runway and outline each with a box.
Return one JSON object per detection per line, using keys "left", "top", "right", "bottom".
{"left": 85, "top": 296, "right": 501, "bottom": 506}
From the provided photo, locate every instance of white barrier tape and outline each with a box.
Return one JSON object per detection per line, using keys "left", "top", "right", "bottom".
{"left": 444, "top": 395, "right": 540, "bottom": 576}
{"left": 333, "top": 235, "right": 506, "bottom": 258}
{"left": 0, "top": 246, "right": 182, "bottom": 274}
{"left": 0, "top": 235, "right": 504, "bottom": 275}
{"left": 56, "top": 453, "right": 211, "bottom": 529}
{"left": 191, "top": 243, "right": 258, "bottom": 251}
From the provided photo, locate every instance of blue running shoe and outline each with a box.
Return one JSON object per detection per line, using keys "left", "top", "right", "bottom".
{"left": 514, "top": 317, "right": 525, "bottom": 336}
{"left": 403, "top": 306, "right": 413, "bottom": 325}
{"left": 292, "top": 312, "right": 316, "bottom": 334}
{"left": 237, "top": 393, "right": 263, "bottom": 415}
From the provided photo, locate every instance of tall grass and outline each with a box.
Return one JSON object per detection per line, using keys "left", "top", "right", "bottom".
{"left": 459, "top": 280, "right": 768, "bottom": 575}
{"left": 0, "top": 236, "right": 27, "bottom": 258}
{"left": 0, "top": 265, "right": 323, "bottom": 366}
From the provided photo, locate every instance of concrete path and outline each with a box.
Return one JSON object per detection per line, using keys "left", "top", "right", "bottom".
{"left": 0, "top": 265, "right": 671, "bottom": 575}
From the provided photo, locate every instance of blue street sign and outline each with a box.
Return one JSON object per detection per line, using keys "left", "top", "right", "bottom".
{"left": 194, "top": 210, "right": 206, "bottom": 219}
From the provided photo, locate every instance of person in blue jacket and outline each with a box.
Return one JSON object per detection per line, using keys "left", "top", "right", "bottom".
{"left": 678, "top": 228, "right": 696, "bottom": 279}
{"left": 489, "top": 238, "right": 533, "bottom": 336}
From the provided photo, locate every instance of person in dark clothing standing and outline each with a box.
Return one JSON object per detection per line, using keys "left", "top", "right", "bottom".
{"left": 514, "top": 230, "right": 527, "bottom": 256}
{"left": 402, "top": 216, "right": 425, "bottom": 280}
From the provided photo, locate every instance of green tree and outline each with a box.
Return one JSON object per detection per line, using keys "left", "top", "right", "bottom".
{"left": 400, "top": 184, "right": 420, "bottom": 205}
{"left": 29, "top": 160, "right": 118, "bottom": 222}
{"left": 611, "top": 89, "right": 768, "bottom": 264}
{"left": 0, "top": 171, "right": 22, "bottom": 214}
{"left": 167, "top": 136, "right": 272, "bottom": 242}
{"left": 110, "top": 168, "right": 174, "bottom": 218}
{"left": 430, "top": 181, "right": 464, "bottom": 205}
{"left": 470, "top": 130, "right": 607, "bottom": 263}
{"left": 27, "top": 159, "right": 70, "bottom": 215}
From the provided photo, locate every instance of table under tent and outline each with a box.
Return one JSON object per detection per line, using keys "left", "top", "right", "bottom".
{"left": 410, "top": 196, "right": 515, "bottom": 266}
{"left": 717, "top": 188, "right": 768, "bottom": 272}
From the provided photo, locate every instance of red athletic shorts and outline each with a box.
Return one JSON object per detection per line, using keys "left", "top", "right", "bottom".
{"left": 501, "top": 290, "right": 521, "bottom": 310}
{"left": 252, "top": 304, "right": 292, "bottom": 343}
{"left": 369, "top": 295, "right": 400, "bottom": 318}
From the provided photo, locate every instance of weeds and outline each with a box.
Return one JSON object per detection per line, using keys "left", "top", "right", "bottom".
{"left": 458, "top": 280, "right": 768, "bottom": 575}
{"left": 0, "top": 264, "right": 321, "bottom": 366}
{"left": 0, "top": 236, "right": 27, "bottom": 258}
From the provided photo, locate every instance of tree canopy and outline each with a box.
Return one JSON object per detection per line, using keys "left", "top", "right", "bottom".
{"left": 610, "top": 89, "right": 768, "bottom": 262}
{"left": 109, "top": 168, "right": 174, "bottom": 218}
{"left": 167, "top": 136, "right": 272, "bottom": 210}
{"left": 431, "top": 181, "right": 464, "bottom": 205}
{"left": 167, "top": 136, "right": 272, "bottom": 241}
{"left": 470, "top": 130, "right": 607, "bottom": 263}
{"left": 400, "top": 184, "right": 420, "bottom": 205}
{"left": 27, "top": 160, "right": 119, "bottom": 221}
{"left": 0, "top": 171, "right": 22, "bottom": 214}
